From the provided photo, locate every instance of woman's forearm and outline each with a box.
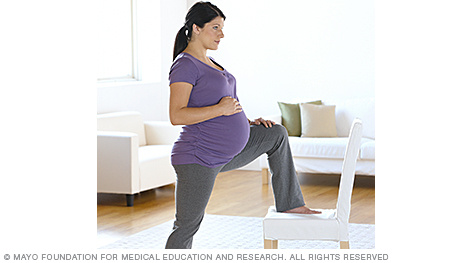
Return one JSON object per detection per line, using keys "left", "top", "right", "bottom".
{"left": 170, "top": 90, "right": 242, "bottom": 125}
{"left": 170, "top": 104, "right": 223, "bottom": 125}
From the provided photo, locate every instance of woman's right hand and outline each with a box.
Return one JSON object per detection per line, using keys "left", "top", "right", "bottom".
{"left": 217, "top": 96, "right": 243, "bottom": 116}
{"left": 170, "top": 82, "right": 243, "bottom": 125}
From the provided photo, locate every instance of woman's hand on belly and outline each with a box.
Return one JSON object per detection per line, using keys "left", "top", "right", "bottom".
{"left": 217, "top": 96, "right": 243, "bottom": 116}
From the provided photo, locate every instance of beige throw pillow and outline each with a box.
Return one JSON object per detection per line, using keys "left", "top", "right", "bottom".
{"left": 300, "top": 104, "right": 337, "bottom": 137}
{"left": 277, "top": 100, "right": 322, "bottom": 136}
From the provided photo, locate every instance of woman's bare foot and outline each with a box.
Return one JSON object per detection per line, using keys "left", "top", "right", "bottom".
{"left": 284, "top": 206, "right": 322, "bottom": 214}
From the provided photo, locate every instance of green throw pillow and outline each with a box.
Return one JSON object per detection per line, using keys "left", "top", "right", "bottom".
{"left": 278, "top": 100, "right": 322, "bottom": 136}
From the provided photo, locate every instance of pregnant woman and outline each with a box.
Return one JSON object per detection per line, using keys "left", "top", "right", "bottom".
{"left": 166, "top": 1, "right": 319, "bottom": 249}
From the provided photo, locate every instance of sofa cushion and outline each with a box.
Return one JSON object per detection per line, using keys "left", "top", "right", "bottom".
{"left": 360, "top": 140, "right": 375, "bottom": 160}
{"left": 278, "top": 100, "right": 322, "bottom": 136}
{"left": 300, "top": 104, "right": 337, "bottom": 137}
{"left": 138, "top": 145, "right": 175, "bottom": 191}
{"left": 138, "top": 144, "right": 172, "bottom": 162}
{"left": 288, "top": 137, "right": 374, "bottom": 160}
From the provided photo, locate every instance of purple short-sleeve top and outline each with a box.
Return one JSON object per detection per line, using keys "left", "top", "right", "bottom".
{"left": 169, "top": 53, "right": 250, "bottom": 168}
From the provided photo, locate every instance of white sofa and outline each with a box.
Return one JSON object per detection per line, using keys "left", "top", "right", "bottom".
{"left": 97, "top": 111, "right": 181, "bottom": 206}
{"left": 260, "top": 98, "right": 375, "bottom": 183}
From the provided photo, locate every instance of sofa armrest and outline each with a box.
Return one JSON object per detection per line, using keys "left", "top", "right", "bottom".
{"left": 144, "top": 121, "right": 182, "bottom": 145}
{"left": 97, "top": 131, "right": 140, "bottom": 194}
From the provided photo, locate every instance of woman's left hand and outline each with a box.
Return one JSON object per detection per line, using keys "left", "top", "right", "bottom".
{"left": 250, "top": 117, "right": 276, "bottom": 128}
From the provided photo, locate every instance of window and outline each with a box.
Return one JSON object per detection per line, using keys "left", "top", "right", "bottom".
{"left": 98, "top": 0, "right": 138, "bottom": 81}
{"left": 97, "top": 0, "right": 160, "bottom": 83}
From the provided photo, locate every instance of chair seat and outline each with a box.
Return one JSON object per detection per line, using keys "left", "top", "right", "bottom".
{"left": 263, "top": 206, "right": 340, "bottom": 241}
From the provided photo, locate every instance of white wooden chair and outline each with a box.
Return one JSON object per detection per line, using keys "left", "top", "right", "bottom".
{"left": 263, "top": 118, "right": 363, "bottom": 249}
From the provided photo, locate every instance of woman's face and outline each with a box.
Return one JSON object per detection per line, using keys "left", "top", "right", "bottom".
{"left": 195, "top": 16, "right": 225, "bottom": 50}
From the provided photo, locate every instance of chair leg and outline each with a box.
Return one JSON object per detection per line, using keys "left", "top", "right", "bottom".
{"left": 262, "top": 168, "right": 270, "bottom": 185}
{"left": 340, "top": 241, "right": 350, "bottom": 249}
{"left": 264, "top": 239, "right": 278, "bottom": 249}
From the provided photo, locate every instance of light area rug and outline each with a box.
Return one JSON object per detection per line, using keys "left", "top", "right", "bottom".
{"left": 101, "top": 214, "right": 375, "bottom": 249}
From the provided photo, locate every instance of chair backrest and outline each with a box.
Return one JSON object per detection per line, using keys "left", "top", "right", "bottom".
{"left": 97, "top": 111, "right": 147, "bottom": 146}
{"left": 336, "top": 118, "right": 363, "bottom": 223}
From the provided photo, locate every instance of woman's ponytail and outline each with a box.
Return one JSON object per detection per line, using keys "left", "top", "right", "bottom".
{"left": 172, "top": 2, "right": 226, "bottom": 61}
{"left": 173, "top": 25, "right": 190, "bottom": 61}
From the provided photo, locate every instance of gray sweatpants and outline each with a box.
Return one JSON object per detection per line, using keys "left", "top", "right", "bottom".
{"left": 165, "top": 124, "right": 305, "bottom": 249}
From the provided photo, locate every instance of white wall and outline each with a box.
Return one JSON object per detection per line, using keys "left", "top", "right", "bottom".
{"left": 97, "top": 0, "right": 374, "bottom": 121}
{"left": 210, "top": 0, "right": 374, "bottom": 118}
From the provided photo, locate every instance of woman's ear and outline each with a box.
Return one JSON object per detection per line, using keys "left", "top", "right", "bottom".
{"left": 192, "top": 24, "right": 201, "bottom": 35}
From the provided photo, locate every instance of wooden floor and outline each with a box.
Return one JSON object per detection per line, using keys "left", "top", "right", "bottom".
{"left": 97, "top": 170, "right": 375, "bottom": 247}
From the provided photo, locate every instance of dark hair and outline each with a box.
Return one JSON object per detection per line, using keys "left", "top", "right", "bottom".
{"left": 173, "top": 1, "right": 226, "bottom": 60}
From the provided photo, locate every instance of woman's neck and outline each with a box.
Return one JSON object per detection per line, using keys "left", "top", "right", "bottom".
{"left": 184, "top": 44, "right": 209, "bottom": 63}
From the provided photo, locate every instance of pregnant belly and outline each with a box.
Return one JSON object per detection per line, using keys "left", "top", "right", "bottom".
{"left": 197, "top": 111, "right": 250, "bottom": 157}
{"left": 173, "top": 111, "right": 250, "bottom": 167}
